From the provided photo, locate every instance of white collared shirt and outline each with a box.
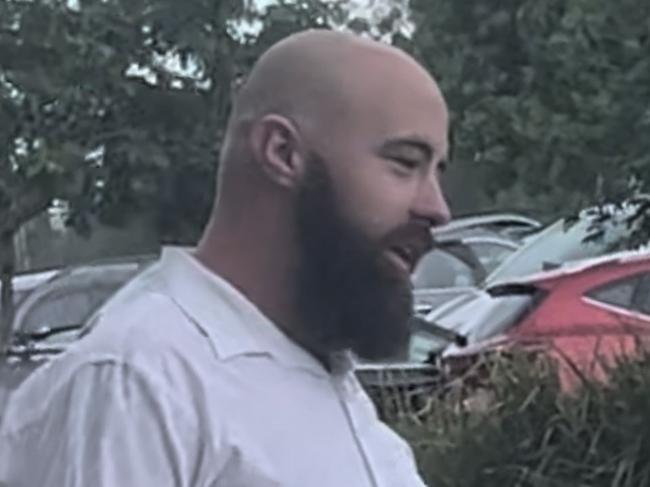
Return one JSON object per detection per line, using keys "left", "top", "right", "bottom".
{"left": 0, "top": 248, "right": 427, "bottom": 487}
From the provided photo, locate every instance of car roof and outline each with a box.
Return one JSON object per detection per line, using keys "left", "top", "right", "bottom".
{"left": 489, "top": 248, "right": 650, "bottom": 288}
{"left": 485, "top": 208, "right": 638, "bottom": 286}
{"left": 432, "top": 213, "right": 542, "bottom": 236}
{"left": 434, "top": 234, "right": 520, "bottom": 248}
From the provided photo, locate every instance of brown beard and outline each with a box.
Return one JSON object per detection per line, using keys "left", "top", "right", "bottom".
{"left": 294, "top": 151, "right": 414, "bottom": 362}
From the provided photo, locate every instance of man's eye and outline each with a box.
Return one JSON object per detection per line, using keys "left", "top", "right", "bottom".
{"left": 392, "top": 157, "right": 419, "bottom": 170}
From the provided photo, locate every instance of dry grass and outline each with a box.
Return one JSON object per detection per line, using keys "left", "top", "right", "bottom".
{"left": 385, "top": 350, "right": 650, "bottom": 487}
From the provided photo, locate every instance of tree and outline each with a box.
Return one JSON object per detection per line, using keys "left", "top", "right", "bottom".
{"left": 0, "top": 0, "right": 342, "bottom": 349}
{"left": 408, "top": 0, "right": 650, "bottom": 223}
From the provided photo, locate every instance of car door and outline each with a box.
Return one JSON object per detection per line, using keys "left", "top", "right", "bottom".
{"left": 549, "top": 271, "right": 650, "bottom": 388}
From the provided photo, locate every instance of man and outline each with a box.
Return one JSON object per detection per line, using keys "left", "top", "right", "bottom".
{"left": 0, "top": 29, "right": 451, "bottom": 486}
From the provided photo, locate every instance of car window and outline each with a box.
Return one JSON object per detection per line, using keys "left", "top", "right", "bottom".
{"left": 631, "top": 274, "right": 650, "bottom": 315}
{"left": 467, "top": 241, "right": 517, "bottom": 275}
{"left": 412, "top": 249, "right": 475, "bottom": 289}
{"left": 408, "top": 332, "right": 449, "bottom": 362}
{"left": 19, "top": 284, "right": 122, "bottom": 334}
{"left": 487, "top": 212, "right": 635, "bottom": 287}
{"left": 13, "top": 261, "right": 151, "bottom": 337}
{"left": 586, "top": 276, "right": 640, "bottom": 310}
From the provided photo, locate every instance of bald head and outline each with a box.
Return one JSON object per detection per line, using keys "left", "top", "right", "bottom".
{"left": 233, "top": 30, "right": 437, "bottom": 122}
{"left": 220, "top": 29, "right": 447, "bottom": 175}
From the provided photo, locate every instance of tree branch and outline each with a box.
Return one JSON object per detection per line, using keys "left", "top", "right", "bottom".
{"left": 0, "top": 184, "right": 51, "bottom": 235}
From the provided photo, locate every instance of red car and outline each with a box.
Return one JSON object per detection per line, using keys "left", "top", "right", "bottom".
{"left": 421, "top": 250, "right": 650, "bottom": 390}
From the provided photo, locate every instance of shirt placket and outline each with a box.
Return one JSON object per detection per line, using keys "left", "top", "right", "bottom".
{"left": 331, "top": 375, "right": 380, "bottom": 487}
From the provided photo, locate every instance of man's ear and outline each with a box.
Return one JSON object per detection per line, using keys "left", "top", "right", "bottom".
{"left": 249, "top": 114, "right": 306, "bottom": 190}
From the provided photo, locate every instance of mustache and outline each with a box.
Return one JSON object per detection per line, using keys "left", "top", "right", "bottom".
{"left": 382, "top": 223, "right": 435, "bottom": 258}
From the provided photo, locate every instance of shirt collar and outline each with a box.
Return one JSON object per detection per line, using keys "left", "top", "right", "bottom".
{"left": 158, "top": 247, "right": 353, "bottom": 377}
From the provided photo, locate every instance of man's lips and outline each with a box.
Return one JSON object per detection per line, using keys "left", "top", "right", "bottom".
{"left": 386, "top": 247, "right": 414, "bottom": 274}
{"left": 385, "top": 231, "right": 434, "bottom": 273}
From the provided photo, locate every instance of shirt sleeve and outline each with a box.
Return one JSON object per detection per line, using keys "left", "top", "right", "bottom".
{"left": 0, "top": 360, "right": 215, "bottom": 487}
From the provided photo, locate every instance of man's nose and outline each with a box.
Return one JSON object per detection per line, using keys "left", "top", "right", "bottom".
{"left": 411, "top": 176, "right": 451, "bottom": 228}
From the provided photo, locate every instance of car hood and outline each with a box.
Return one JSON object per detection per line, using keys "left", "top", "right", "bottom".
{"left": 425, "top": 287, "right": 537, "bottom": 349}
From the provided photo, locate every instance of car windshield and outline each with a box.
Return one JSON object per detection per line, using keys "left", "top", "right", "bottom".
{"left": 486, "top": 211, "right": 634, "bottom": 286}
{"left": 413, "top": 237, "right": 518, "bottom": 290}
{"left": 412, "top": 248, "right": 476, "bottom": 289}
{"left": 13, "top": 262, "right": 149, "bottom": 336}
{"left": 18, "top": 283, "right": 124, "bottom": 335}
{"left": 471, "top": 240, "right": 518, "bottom": 274}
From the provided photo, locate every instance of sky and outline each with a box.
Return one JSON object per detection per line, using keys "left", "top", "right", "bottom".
{"left": 137, "top": 0, "right": 413, "bottom": 86}
{"left": 247, "top": 0, "right": 413, "bottom": 40}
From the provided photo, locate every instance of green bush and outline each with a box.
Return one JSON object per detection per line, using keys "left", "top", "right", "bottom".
{"left": 392, "top": 352, "right": 650, "bottom": 487}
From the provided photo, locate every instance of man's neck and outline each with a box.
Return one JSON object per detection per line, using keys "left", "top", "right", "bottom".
{"left": 196, "top": 216, "right": 330, "bottom": 356}
{"left": 196, "top": 238, "right": 334, "bottom": 370}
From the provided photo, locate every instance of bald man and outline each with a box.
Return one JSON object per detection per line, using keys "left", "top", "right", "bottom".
{"left": 0, "top": 30, "right": 451, "bottom": 486}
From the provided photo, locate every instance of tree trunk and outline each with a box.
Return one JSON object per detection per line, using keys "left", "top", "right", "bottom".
{"left": 0, "top": 229, "right": 16, "bottom": 353}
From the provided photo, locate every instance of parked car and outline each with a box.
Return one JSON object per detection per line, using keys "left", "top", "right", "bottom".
{"left": 411, "top": 212, "right": 539, "bottom": 316}
{"left": 427, "top": 205, "right": 639, "bottom": 325}
{"left": 0, "top": 269, "right": 58, "bottom": 312}
{"left": 0, "top": 251, "right": 465, "bottom": 419}
{"left": 0, "top": 255, "right": 155, "bottom": 414}
{"left": 10, "top": 255, "right": 155, "bottom": 339}
{"left": 417, "top": 249, "right": 650, "bottom": 390}
{"left": 412, "top": 235, "right": 520, "bottom": 315}
{"left": 356, "top": 317, "right": 466, "bottom": 418}
{"left": 431, "top": 212, "right": 542, "bottom": 242}
{"left": 486, "top": 207, "right": 633, "bottom": 286}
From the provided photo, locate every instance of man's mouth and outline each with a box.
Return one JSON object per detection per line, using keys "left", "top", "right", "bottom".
{"left": 385, "top": 245, "right": 418, "bottom": 274}
{"left": 383, "top": 227, "right": 434, "bottom": 275}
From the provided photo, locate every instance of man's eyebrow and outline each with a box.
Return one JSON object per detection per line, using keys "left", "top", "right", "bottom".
{"left": 379, "top": 135, "right": 435, "bottom": 160}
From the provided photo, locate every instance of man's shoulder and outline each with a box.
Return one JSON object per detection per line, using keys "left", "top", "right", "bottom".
{"left": 1, "top": 269, "right": 218, "bottom": 429}
{"left": 0, "top": 271, "right": 227, "bottom": 484}
{"left": 71, "top": 273, "right": 188, "bottom": 354}
{"left": 64, "top": 267, "right": 219, "bottom": 382}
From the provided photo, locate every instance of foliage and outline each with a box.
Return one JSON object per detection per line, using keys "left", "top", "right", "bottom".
{"left": 0, "top": 0, "right": 342, "bottom": 347}
{"left": 408, "top": 0, "right": 650, "bottom": 224}
{"left": 0, "top": 0, "right": 340, "bottom": 242}
{"left": 392, "top": 351, "right": 650, "bottom": 487}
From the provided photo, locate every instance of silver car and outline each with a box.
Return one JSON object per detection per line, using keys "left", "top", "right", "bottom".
{"left": 415, "top": 206, "right": 641, "bottom": 360}
{"left": 0, "top": 256, "right": 154, "bottom": 415}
